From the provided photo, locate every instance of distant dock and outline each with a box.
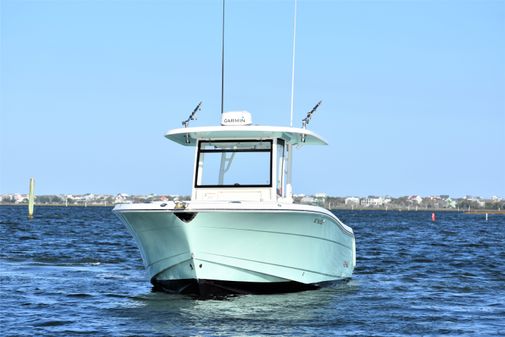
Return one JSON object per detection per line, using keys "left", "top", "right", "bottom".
{"left": 464, "top": 210, "right": 505, "bottom": 215}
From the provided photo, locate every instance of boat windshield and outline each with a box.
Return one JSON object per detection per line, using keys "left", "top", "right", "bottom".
{"left": 195, "top": 140, "right": 272, "bottom": 187}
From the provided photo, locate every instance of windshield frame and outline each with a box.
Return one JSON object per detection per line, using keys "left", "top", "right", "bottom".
{"left": 194, "top": 139, "right": 273, "bottom": 188}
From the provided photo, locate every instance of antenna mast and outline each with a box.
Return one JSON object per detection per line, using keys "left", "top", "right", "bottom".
{"left": 289, "top": 0, "right": 298, "bottom": 127}
{"left": 220, "top": 0, "right": 226, "bottom": 115}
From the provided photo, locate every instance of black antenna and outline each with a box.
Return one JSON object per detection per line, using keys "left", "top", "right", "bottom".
{"left": 302, "top": 100, "right": 322, "bottom": 129}
{"left": 182, "top": 101, "right": 202, "bottom": 128}
{"left": 220, "top": 0, "right": 226, "bottom": 115}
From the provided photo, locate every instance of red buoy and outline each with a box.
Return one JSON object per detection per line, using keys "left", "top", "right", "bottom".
{"left": 432, "top": 212, "right": 436, "bottom": 222}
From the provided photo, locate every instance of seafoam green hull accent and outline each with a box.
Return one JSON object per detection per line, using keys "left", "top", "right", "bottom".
{"left": 116, "top": 209, "right": 355, "bottom": 286}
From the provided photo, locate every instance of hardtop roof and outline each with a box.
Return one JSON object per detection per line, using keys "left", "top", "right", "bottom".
{"left": 165, "top": 125, "right": 327, "bottom": 146}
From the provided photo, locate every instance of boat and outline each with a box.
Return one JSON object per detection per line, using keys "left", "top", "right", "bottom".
{"left": 113, "top": 110, "right": 356, "bottom": 296}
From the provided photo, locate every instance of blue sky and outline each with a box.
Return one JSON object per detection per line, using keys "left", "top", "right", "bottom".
{"left": 1, "top": 0, "right": 504, "bottom": 198}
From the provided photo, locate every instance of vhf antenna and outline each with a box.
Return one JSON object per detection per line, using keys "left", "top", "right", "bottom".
{"left": 302, "top": 100, "right": 322, "bottom": 129}
{"left": 289, "top": 0, "right": 298, "bottom": 127}
{"left": 182, "top": 101, "right": 202, "bottom": 128}
{"left": 220, "top": 0, "right": 226, "bottom": 115}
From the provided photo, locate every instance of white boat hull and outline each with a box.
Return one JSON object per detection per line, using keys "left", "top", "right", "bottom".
{"left": 114, "top": 203, "right": 355, "bottom": 296}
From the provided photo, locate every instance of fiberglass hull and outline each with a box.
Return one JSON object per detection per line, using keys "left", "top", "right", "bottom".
{"left": 114, "top": 204, "right": 355, "bottom": 296}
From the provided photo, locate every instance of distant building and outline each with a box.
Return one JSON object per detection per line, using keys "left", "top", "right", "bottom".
{"left": 114, "top": 193, "right": 130, "bottom": 204}
{"left": 361, "top": 196, "right": 391, "bottom": 207}
{"left": 313, "top": 193, "right": 327, "bottom": 206}
{"left": 345, "top": 197, "right": 360, "bottom": 206}
{"left": 464, "top": 196, "right": 485, "bottom": 208}
{"left": 408, "top": 195, "right": 423, "bottom": 204}
{"left": 300, "top": 196, "right": 316, "bottom": 205}
{"left": 14, "top": 194, "right": 27, "bottom": 204}
{"left": 445, "top": 197, "right": 457, "bottom": 208}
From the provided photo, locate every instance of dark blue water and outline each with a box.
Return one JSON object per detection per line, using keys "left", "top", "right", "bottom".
{"left": 1, "top": 206, "right": 504, "bottom": 336}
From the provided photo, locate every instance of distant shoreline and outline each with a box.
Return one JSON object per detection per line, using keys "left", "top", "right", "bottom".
{"left": 2, "top": 194, "right": 503, "bottom": 212}
{"left": 2, "top": 203, "right": 504, "bottom": 214}
{"left": 0, "top": 203, "right": 111, "bottom": 207}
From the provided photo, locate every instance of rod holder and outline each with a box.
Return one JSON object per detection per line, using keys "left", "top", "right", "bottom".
{"left": 182, "top": 102, "right": 202, "bottom": 128}
{"left": 302, "top": 100, "right": 322, "bottom": 129}
{"left": 182, "top": 102, "right": 202, "bottom": 144}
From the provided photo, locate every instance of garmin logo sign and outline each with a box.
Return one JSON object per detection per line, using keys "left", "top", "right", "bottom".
{"left": 221, "top": 111, "right": 252, "bottom": 126}
{"left": 223, "top": 117, "right": 245, "bottom": 124}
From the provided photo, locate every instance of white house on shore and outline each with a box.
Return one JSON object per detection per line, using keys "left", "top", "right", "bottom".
{"left": 345, "top": 197, "right": 360, "bottom": 206}
{"left": 361, "top": 196, "right": 392, "bottom": 207}
{"left": 408, "top": 195, "right": 423, "bottom": 204}
{"left": 114, "top": 193, "right": 130, "bottom": 204}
